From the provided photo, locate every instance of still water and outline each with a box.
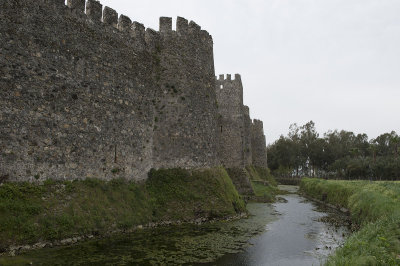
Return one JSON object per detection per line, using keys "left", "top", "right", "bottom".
{"left": 210, "top": 185, "right": 350, "bottom": 266}
{"left": 5, "top": 186, "right": 349, "bottom": 265}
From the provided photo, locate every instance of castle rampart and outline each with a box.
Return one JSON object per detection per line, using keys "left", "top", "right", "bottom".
{"left": 215, "top": 74, "right": 245, "bottom": 168}
{"left": 151, "top": 15, "right": 218, "bottom": 169}
{"left": 0, "top": 0, "right": 267, "bottom": 182}
{"left": 215, "top": 76, "right": 268, "bottom": 169}
{"left": 0, "top": 0, "right": 218, "bottom": 182}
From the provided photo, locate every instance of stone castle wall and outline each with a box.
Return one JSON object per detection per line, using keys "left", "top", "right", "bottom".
{"left": 215, "top": 74, "right": 268, "bottom": 169}
{"left": 0, "top": 0, "right": 268, "bottom": 182}
{"left": 215, "top": 74, "right": 244, "bottom": 168}
{"left": 0, "top": 0, "right": 219, "bottom": 181}
{"left": 243, "top": 106, "right": 253, "bottom": 166}
{"left": 152, "top": 17, "right": 219, "bottom": 169}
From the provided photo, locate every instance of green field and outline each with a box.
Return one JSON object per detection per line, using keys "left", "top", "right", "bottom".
{"left": 300, "top": 178, "right": 400, "bottom": 265}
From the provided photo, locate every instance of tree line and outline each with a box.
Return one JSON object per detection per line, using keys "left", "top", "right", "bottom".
{"left": 267, "top": 121, "right": 400, "bottom": 180}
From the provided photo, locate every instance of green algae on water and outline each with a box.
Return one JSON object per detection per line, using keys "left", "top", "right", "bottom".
{"left": 0, "top": 203, "right": 278, "bottom": 265}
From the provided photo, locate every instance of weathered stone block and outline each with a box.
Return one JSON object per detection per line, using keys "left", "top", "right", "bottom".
{"left": 145, "top": 28, "right": 159, "bottom": 48}
{"left": 118, "top": 15, "right": 132, "bottom": 32}
{"left": 67, "top": 0, "right": 85, "bottom": 12}
{"left": 176, "top": 17, "right": 188, "bottom": 35}
{"left": 188, "top": 21, "right": 201, "bottom": 34}
{"left": 131, "top": 21, "right": 145, "bottom": 48}
{"left": 160, "top": 17, "right": 172, "bottom": 33}
{"left": 103, "top": 6, "right": 117, "bottom": 27}
{"left": 86, "top": 0, "right": 102, "bottom": 22}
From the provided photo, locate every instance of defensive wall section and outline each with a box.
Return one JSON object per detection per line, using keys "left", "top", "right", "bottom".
{"left": 215, "top": 74, "right": 244, "bottom": 168}
{"left": 251, "top": 119, "right": 268, "bottom": 168}
{"left": 0, "top": 0, "right": 267, "bottom": 182}
{"left": 215, "top": 75, "right": 268, "bottom": 169}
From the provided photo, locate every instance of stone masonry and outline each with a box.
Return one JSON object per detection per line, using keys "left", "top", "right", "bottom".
{"left": 215, "top": 75, "right": 268, "bottom": 169}
{"left": 0, "top": 0, "right": 267, "bottom": 182}
{"left": 215, "top": 74, "right": 244, "bottom": 168}
{"left": 251, "top": 119, "right": 268, "bottom": 168}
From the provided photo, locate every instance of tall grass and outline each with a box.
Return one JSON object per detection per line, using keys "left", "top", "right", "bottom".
{"left": 300, "top": 178, "right": 400, "bottom": 265}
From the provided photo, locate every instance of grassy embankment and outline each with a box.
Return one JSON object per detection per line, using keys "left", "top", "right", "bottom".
{"left": 0, "top": 167, "right": 245, "bottom": 253}
{"left": 246, "top": 166, "right": 278, "bottom": 202}
{"left": 300, "top": 178, "right": 400, "bottom": 265}
{"left": 222, "top": 166, "right": 278, "bottom": 202}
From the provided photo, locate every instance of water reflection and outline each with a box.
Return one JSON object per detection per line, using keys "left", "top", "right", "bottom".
{"left": 210, "top": 185, "right": 350, "bottom": 266}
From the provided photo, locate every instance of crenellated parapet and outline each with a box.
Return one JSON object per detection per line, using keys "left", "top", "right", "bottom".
{"left": 215, "top": 74, "right": 244, "bottom": 113}
{"left": 216, "top": 73, "right": 242, "bottom": 83}
{"left": 62, "top": 0, "right": 214, "bottom": 53}
{"left": 215, "top": 74, "right": 243, "bottom": 100}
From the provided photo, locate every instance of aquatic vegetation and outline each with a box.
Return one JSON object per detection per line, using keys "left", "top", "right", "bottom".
{"left": 0, "top": 203, "right": 276, "bottom": 265}
{"left": 300, "top": 178, "right": 400, "bottom": 265}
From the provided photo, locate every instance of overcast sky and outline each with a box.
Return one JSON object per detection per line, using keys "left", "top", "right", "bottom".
{"left": 99, "top": 0, "right": 400, "bottom": 144}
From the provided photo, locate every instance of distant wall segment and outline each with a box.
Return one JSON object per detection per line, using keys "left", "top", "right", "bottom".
{"left": 215, "top": 75, "right": 268, "bottom": 169}
{"left": 215, "top": 74, "right": 244, "bottom": 168}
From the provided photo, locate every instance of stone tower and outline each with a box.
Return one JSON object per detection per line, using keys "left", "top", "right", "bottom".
{"left": 215, "top": 74, "right": 245, "bottom": 168}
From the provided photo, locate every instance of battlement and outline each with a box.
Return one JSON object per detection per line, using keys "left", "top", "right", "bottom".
{"left": 216, "top": 74, "right": 241, "bottom": 82}
{"left": 215, "top": 74, "right": 243, "bottom": 98}
{"left": 160, "top": 17, "right": 172, "bottom": 33}
{"left": 86, "top": 0, "right": 102, "bottom": 22}
{"left": 67, "top": 0, "right": 85, "bottom": 12}
{"left": 252, "top": 119, "right": 264, "bottom": 129}
{"left": 58, "top": 0, "right": 214, "bottom": 50}
{"left": 177, "top": 17, "right": 188, "bottom": 34}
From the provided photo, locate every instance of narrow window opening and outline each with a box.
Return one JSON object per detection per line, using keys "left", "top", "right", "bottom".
{"left": 220, "top": 85, "right": 223, "bottom": 89}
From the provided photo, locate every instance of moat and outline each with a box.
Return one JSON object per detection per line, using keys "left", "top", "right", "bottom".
{"left": 3, "top": 186, "right": 350, "bottom": 265}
